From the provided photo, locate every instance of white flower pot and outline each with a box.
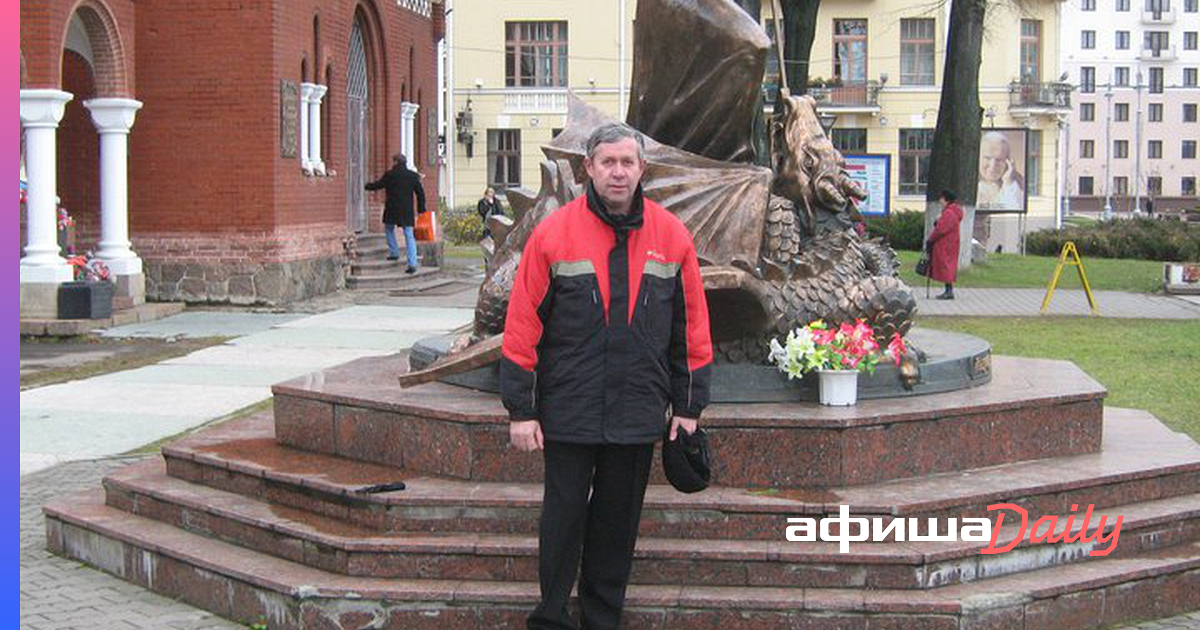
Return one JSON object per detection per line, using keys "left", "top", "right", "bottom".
{"left": 817, "top": 369, "right": 859, "bottom": 406}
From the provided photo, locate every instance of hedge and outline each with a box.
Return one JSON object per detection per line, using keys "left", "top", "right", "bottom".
{"left": 865, "top": 210, "right": 926, "bottom": 251}
{"left": 1026, "top": 217, "right": 1199, "bottom": 262}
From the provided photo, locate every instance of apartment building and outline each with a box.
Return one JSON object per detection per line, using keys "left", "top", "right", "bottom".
{"left": 446, "top": 0, "right": 1067, "bottom": 252}
{"left": 1062, "top": 0, "right": 1200, "bottom": 214}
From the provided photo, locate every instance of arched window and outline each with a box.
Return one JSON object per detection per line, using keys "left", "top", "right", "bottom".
{"left": 313, "top": 16, "right": 321, "bottom": 82}
{"left": 301, "top": 57, "right": 308, "bottom": 83}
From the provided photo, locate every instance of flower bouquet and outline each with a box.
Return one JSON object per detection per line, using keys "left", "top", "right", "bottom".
{"left": 59, "top": 252, "right": 114, "bottom": 320}
{"left": 769, "top": 320, "right": 906, "bottom": 405}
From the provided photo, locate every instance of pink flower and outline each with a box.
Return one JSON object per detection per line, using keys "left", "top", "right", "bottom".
{"left": 887, "top": 333, "right": 906, "bottom": 366}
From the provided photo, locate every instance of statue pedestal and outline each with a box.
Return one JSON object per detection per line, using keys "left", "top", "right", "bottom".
{"left": 43, "top": 351, "right": 1200, "bottom": 630}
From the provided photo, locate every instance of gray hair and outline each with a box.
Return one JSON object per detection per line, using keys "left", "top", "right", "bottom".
{"left": 585, "top": 123, "right": 646, "bottom": 160}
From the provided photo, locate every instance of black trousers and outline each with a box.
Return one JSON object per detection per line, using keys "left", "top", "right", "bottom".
{"left": 527, "top": 441, "right": 655, "bottom": 630}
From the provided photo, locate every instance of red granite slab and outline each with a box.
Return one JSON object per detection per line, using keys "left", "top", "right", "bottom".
{"left": 271, "top": 354, "right": 1106, "bottom": 486}
{"left": 44, "top": 491, "right": 1200, "bottom": 630}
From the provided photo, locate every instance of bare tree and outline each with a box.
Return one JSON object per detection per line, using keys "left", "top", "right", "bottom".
{"left": 925, "top": 0, "right": 987, "bottom": 268}
{"left": 777, "top": 0, "right": 821, "bottom": 94}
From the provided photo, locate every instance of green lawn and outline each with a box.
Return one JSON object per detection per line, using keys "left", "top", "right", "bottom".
{"left": 918, "top": 316, "right": 1200, "bottom": 441}
{"left": 895, "top": 250, "right": 1164, "bottom": 293}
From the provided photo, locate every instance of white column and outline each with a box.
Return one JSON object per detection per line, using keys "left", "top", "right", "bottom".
{"left": 309, "top": 84, "right": 328, "bottom": 175}
{"left": 400, "top": 102, "right": 420, "bottom": 171}
{"left": 20, "top": 89, "right": 74, "bottom": 283}
{"left": 299, "top": 82, "right": 314, "bottom": 173}
{"left": 85, "top": 98, "right": 144, "bottom": 275}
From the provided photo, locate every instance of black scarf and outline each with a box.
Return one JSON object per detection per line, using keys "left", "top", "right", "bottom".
{"left": 585, "top": 181, "right": 645, "bottom": 236}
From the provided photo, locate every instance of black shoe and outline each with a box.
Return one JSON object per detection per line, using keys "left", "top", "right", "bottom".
{"left": 405, "top": 266, "right": 417, "bottom": 274}
{"left": 935, "top": 292, "right": 955, "bottom": 300}
{"left": 386, "top": 254, "right": 400, "bottom": 261}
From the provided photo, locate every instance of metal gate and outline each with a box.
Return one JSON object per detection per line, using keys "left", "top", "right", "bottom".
{"left": 346, "top": 20, "right": 369, "bottom": 233}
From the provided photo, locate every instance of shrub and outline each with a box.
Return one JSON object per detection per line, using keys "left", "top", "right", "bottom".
{"left": 440, "top": 204, "right": 486, "bottom": 245}
{"left": 1026, "top": 217, "right": 1200, "bottom": 262}
{"left": 865, "top": 210, "right": 926, "bottom": 251}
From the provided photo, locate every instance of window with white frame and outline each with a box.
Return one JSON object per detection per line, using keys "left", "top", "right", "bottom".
{"left": 1149, "top": 103, "right": 1164, "bottom": 122}
{"left": 1080, "top": 139, "right": 1095, "bottom": 158}
{"left": 1185, "top": 68, "right": 1199, "bottom": 88}
{"left": 1079, "top": 176, "right": 1095, "bottom": 195}
{"left": 1114, "top": 139, "right": 1129, "bottom": 158}
{"left": 487, "top": 129, "right": 521, "bottom": 189}
{"left": 1114, "top": 67, "right": 1130, "bottom": 86}
{"left": 1186, "top": 32, "right": 1198, "bottom": 50}
{"left": 1148, "top": 139, "right": 1163, "bottom": 158}
{"left": 1147, "top": 176, "right": 1162, "bottom": 196}
{"left": 1115, "top": 102, "right": 1130, "bottom": 122}
{"left": 1081, "top": 0, "right": 1096, "bottom": 10}
{"left": 1113, "top": 176, "right": 1129, "bottom": 195}
{"left": 1115, "top": 30, "right": 1131, "bottom": 50}
{"left": 1185, "top": 103, "right": 1198, "bottom": 122}
{"left": 1027, "top": 130, "right": 1042, "bottom": 196}
{"left": 898, "top": 129, "right": 934, "bottom": 196}
{"left": 1080, "top": 67, "right": 1096, "bottom": 93}
{"left": 1117, "top": 0, "right": 1130, "bottom": 10}
{"left": 1184, "top": 140, "right": 1198, "bottom": 159}
{"left": 505, "top": 22, "right": 568, "bottom": 87}
{"left": 900, "top": 19, "right": 936, "bottom": 85}
{"left": 1183, "top": 177, "right": 1197, "bottom": 196}
{"left": 1081, "top": 102, "right": 1096, "bottom": 121}
{"left": 1149, "top": 67, "right": 1164, "bottom": 93}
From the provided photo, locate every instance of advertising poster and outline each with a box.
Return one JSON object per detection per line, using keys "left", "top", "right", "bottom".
{"left": 842, "top": 154, "right": 891, "bottom": 217}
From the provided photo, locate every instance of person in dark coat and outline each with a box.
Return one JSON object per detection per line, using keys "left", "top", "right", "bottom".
{"left": 927, "top": 189, "right": 964, "bottom": 300}
{"left": 501, "top": 123, "right": 713, "bottom": 630}
{"left": 476, "top": 186, "right": 504, "bottom": 239}
{"left": 365, "top": 153, "right": 426, "bottom": 273}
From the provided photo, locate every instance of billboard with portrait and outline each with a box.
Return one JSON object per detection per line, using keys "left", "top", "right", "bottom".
{"left": 842, "top": 154, "right": 891, "bottom": 217}
{"left": 975, "top": 128, "right": 1029, "bottom": 214}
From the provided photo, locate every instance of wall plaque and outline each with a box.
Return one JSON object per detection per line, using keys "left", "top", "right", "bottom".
{"left": 280, "top": 80, "right": 299, "bottom": 158}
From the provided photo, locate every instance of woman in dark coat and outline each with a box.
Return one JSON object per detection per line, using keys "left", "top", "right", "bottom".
{"left": 476, "top": 187, "right": 504, "bottom": 239}
{"left": 927, "top": 190, "right": 964, "bottom": 299}
{"left": 365, "top": 153, "right": 426, "bottom": 273}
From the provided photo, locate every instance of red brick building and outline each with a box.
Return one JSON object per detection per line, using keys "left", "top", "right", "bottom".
{"left": 20, "top": 0, "right": 443, "bottom": 308}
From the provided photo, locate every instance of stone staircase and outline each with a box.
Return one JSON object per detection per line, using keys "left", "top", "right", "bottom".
{"left": 346, "top": 233, "right": 445, "bottom": 290}
{"left": 44, "top": 353, "right": 1200, "bottom": 629}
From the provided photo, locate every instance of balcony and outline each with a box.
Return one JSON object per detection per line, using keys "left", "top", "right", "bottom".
{"left": 1139, "top": 45, "right": 1177, "bottom": 61}
{"left": 762, "top": 79, "right": 883, "bottom": 114}
{"left": 1008, "top": 81, "right": 1072, "bottom": 116}
{"left": 502, "top": 89, "right": 568, "bottom": 114}
{"left": 1141, "top": 5, "right": 1176, "bottom": 23}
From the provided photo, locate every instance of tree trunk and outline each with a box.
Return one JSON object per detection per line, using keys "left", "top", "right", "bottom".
{"left": 778, "top": 0, "right": 820, "bottom": 95}
{"left": 925, "top": 0, "right": 987, "bottom": 270}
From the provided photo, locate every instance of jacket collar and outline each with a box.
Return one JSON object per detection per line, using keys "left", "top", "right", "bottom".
{"left": 586, "top": 181, "right": 645, "bottom": 236}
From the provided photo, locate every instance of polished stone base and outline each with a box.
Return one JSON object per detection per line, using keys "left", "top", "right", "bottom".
{"left": 269, "top": 353, "right": 1104, "bottom": 487}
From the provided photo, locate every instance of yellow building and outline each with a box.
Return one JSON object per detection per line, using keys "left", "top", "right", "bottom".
{"left": 446, "top": 0, "right": 1067, "bottom": 252}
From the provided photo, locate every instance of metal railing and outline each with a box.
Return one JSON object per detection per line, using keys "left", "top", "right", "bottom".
{"left": 763, "top": 80, "right": 883, "bottom": 108}
{"left": 1008, "top": 81, "right": 1073, "bottom": 109}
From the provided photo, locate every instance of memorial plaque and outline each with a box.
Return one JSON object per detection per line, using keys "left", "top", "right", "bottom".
{"left": 279, "top": 80, "right": 299, "bottom": 158}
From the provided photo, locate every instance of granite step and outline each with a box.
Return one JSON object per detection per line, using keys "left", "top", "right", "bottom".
{"left": 105, "top": 457, "right": 1200, "bottom": 589}
{"left": 44, "top": 491, "right": 1200, "bottom": 630}
{"left": 346, "top": 267, "right": 440, "bottom": 289}
{"left": 161, "top": 410, "right": 1200, "bottom": 541}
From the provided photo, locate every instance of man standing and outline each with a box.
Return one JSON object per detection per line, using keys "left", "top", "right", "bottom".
{"left": 365, "top": 153, "right": 426, "bottom": 273}
{"left": 500, "top": 123, "right": 713, "bottom": 630}
{"left": 927, "top": 189, "right": 964, "bottom": 300}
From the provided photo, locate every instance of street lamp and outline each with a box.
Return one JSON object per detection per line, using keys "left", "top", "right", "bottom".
{"left": 1103, "top": 83, "right": 1114, "bottom": 220}
{"left": 817, "top": 111, "right": 838, "bottom": 136}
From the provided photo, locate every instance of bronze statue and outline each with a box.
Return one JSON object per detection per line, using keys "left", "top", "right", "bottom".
{"left": 409, "top": 0, "right": 914, "bottom": 383}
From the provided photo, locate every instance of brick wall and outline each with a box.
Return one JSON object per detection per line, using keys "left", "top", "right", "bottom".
{"left": 20, "top": 0, "right": 136, "bottom": 96}
{"left": 22, "top": 0, "right": 444, "bottom": 303}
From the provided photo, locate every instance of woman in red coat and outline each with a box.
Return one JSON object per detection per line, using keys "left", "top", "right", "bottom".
{"left": 926, "top": 190, "right": 964, "bottom": 300}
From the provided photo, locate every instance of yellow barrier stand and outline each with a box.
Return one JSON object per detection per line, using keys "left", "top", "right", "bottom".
{"left": 1040, "top": 241, "right": 1098, "bottom": 315}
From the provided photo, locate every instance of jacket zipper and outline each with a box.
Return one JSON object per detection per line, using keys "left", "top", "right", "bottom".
{"left": 531, "top": 371, "right": 538, "bottom": 410}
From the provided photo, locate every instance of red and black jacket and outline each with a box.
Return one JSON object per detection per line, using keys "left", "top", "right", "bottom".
{"left": 500, "top": 185, "right": 713, "bottom": 445}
